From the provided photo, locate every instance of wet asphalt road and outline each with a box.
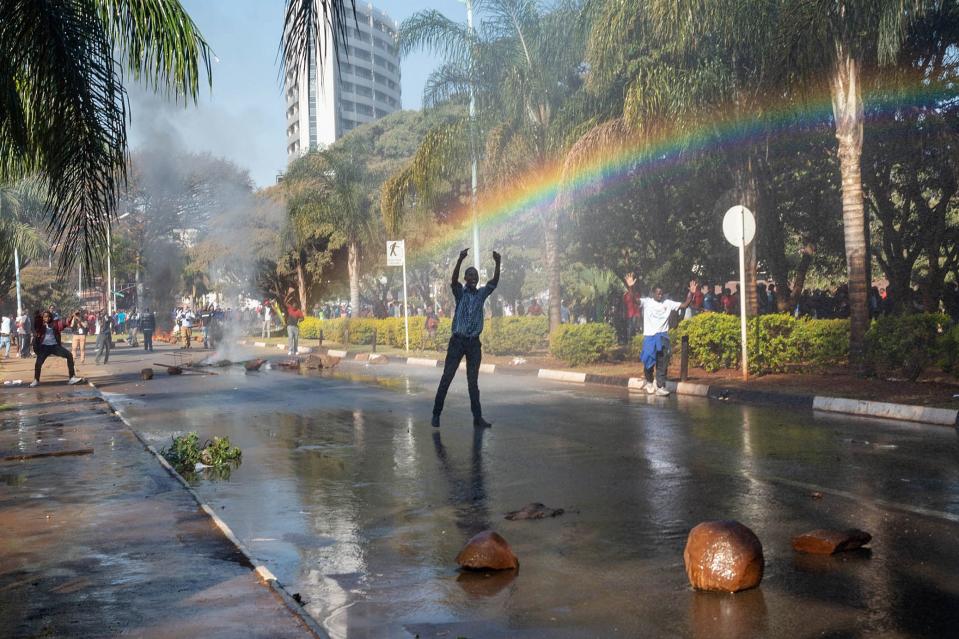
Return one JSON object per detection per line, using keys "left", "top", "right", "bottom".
{"left": 101, "top": 350, "right": 959, "bottom": 638}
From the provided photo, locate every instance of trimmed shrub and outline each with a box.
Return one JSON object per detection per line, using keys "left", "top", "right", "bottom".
{"left": 747, "top": 314, "right": 798, "bottom": 374}
{"left": 550, "top": 323, "right": 618, "bottom": 366}
{"left": 864, "top": 312, "right": 952, "bottom": 381}
{"left": 483, "top": 317, "right": 549, "bottom": 355}
{"left": 299, "top": 316, "right": 323, "bottom": 339}
{"left": 939, "top": 323, "right": 959, "bottom": 375}
{"left": 791, "top": 319, "right": 849, "bottom": 369}
{"left": 672, "top": 312, "right": 741, "bottom": 372}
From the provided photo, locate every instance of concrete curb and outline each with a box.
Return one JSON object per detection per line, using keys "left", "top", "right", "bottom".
{"left": 86, "top": 381, "right": 330, "bottom": 639}
{"left": 236, "top": 340, "right": 959, "bottom": 427}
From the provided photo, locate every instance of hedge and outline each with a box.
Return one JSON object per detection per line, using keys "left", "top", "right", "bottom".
{"left": 669, "top": 311, "right": 954, "bottom": 378}
{"left": 298, "top": 315, "right": 545, "bottom": 355}
{"left": 864, "top": 312, "right": 952, "bottom": 381}
{"left": 670, "top": 312, "right": 837, "bottom": 374}
{"left": 549, "top": 323, "right": 618, "bottom": 366}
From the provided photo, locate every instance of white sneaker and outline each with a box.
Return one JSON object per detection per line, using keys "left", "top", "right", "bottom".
{"left": 29, "top": 380, "right": 39, "bottom": 387}
{"left": 655, "top": 385, "right": 670, "bottom": 396}
{"left": 67, "top": 376, "right": 83, "bottom": 385}
{"left": 645, "top": 381, "right": 656, "bottom": 394}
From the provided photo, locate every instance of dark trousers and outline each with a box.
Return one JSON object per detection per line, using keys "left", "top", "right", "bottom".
{"left": 143, "top": 330, "right": 153, "bottom": 352}
{"left": 643, "top": 337, "right": 671, "bottom": 387}
{"left": 95, "top": 337, "right": 111, "bottom": 364}
{"left": 35, "top": 343, "right": 75, "bottom": 380}
{"left": 433, "top": 335, "right": 483, "bottom": 419}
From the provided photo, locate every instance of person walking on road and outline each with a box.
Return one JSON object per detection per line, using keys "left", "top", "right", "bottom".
{"left": 284, "top": 300, "right": 304, "bottom": 356}
{"left": 632, "top": 275, "right": 694, "bottom": 396}
{"left": 95, "top": 311, "right": 113, "bottom": 365}
{"left": 140, "top": 309, "right": 156, "bottom": 352}
{"left": 431, "top": 248, "right": 501, "bottom": 429}
{"left": 179, "top": 308, "right": 195, "bottom": 349}
{"left": 16, "top": 311, "right": 31, "bottom": 358}
{"left": 69, "top": 310, "right": 88, "bottom": 363}
{"left": 30, "top": 310, "right": 83, "bottom": 387}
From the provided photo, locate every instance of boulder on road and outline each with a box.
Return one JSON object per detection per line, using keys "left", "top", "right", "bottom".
{"left": 791, "top": 529, "right": 872, "bottom": 555}
{"left": 684, "top": 520, "right": 764, "bottom": 593}
{"left": 456, "top": 530, "right": 519, "bottom": 571}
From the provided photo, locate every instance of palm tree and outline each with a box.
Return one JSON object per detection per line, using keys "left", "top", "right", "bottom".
{"left": 778, "top": 0, "right": 932, "bottom": 363}
{"left": 285, "top": 145, "right": 375, "bottom": 313}
{"left": 0, "top": 0, "right": 212, "bottom": 264}
{"left": 383, "top": 0, "right": 586, "bottom": 332}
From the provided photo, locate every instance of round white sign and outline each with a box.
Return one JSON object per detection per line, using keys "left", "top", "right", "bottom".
{"left": 722, "top": 205, "right": 756, "bottom": 247}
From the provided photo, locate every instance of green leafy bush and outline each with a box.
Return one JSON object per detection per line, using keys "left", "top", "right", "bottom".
{"left": 672, "top": 312, "right": 741, "bottom": 372}
{"left": 864, "top": 312, "right": 952, "bottom": 381}
{"left": 298, "top": 316, "right": 323, "bottom": 339}
{"left": 483, "top": 317, "right": 549, "bottom": 355}
{"left": 161, "top": 432, "right": 242, "bottom": 479}
{"left": 939, "top": 323, "right": 959, "bottom": 375}
{"left": 747, "top": 314, "right": 798, "bottom": 374}
{"left": 550, "top": 323, "right": 617, "bottom": 366}
{"left": 791, "top": 319, "right": 849, "bottom": 368}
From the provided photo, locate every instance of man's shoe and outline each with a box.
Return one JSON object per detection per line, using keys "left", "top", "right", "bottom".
{"left": 473, "top": 418, "right": 492, "bottom": 428}
{"left": 654, "top": 385, "right": 670, "bottom": 396}
{"left": 67, "top": 376, "right": 83, "bottom": 385}
{"left": 431, "top": 414, "right": 440, "bottom": 428}
{"left": 29, "top": 380, "right": 39, "bottom": 387}
{"left": 645, "top": 381, "right": 657, "bottom": 394}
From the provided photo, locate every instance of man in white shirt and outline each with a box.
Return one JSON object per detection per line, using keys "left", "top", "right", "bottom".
{"left": 262, "top": 303, "right": 272, "bottom": 338}
{"left": 628, "top": 273, "right": 694, "bottom": 396}
{"left": 180, "top": 308, "right": 195, "bottom": 349}
{"left": 0, "top": 313, "right": 11, "bottom": 358}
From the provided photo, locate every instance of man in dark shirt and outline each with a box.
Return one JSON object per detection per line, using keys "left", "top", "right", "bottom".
{"left": 432, "top": 248, "right": 501, "bottom": 429}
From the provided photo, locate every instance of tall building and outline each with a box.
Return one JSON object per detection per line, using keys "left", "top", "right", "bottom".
{"left": 285, "top": 3, "right": 402, "bottom": 159}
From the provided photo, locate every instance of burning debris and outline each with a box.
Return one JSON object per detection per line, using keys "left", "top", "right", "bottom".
{"left": 504, "top": 503, "right": 565, "bottom": 520}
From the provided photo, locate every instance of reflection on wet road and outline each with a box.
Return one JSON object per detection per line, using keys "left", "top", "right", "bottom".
{"left": 109, "top": 359, "right": 959, "bottom": 638}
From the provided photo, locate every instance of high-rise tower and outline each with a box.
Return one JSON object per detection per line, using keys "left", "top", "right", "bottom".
{"left": 285, "top": 2, "right": 402, "bottom": 159}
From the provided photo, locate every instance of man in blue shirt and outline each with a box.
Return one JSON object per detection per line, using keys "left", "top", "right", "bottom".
{"left": 432, "top": 248, "right": 501, "bottom": 428}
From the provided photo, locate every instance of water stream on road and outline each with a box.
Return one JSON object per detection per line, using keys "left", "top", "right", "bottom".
{"left": 108, "top": 362, "right": 959, "bottom": 638}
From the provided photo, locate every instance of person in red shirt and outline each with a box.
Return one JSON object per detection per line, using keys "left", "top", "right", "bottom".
{"left": 623, "top": 273, "right": 641, "bottom": 342}
{"left": 285, "top": 301, "right": 305, "bottom": 356}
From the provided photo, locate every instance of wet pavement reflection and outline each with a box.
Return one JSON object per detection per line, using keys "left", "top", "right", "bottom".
{"left": 106, "top": 357, "right": 959, "bottom": 638}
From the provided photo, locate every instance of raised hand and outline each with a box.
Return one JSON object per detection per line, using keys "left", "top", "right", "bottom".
{"left": 459, "top": 248, "right": 469, "bottom": 260}
{"left": 492, "top": 250, "right": 501, "bottom": 262}
{"left": 624, "top": 273, "right": 636, "bottom": 288}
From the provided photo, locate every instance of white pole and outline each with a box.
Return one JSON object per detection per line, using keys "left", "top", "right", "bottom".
{"left": 402, "top": 259, "right": 410, "bottom": 351}
{"left": 739, "top": 211, "right": 749, "bottom": 381}
{"left": 14, "top": 247, "right": 22, "bottom": 316}
{"left": 466, "top": 0, "right": 480, "bottom": 270}
{"left": 106, "top": 226, "right": 113, "bottom": 315}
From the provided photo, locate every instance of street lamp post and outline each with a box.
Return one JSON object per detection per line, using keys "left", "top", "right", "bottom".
{"left": 14, "top": 247, "right": 22, "bottom": 316}
{"left": 459, "top": 0, "right": 480, "bottom": 269}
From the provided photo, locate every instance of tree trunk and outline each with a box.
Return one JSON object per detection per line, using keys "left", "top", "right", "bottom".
{"left": 831, "top": 51, "right": 870, "bottom": 367}
{"left": 348, "top": 240, "right": 360, "bottom": 314}
{"left": 295, "top": 249, "right": 309, "bottom": 312}
{"left": 544, "top": 210, "right": 562, "bottom": 333}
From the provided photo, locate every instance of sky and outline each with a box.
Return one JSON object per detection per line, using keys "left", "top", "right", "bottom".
{"left": 128, "top": 0, "right": 465, "bottom": 189}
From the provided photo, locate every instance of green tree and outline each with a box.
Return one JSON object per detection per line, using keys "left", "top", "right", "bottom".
{"left": 0, "top": 0, "right": 211, "bottom": 263}
{"left": 285, "top": 145, "right": 376, "bottom": 312}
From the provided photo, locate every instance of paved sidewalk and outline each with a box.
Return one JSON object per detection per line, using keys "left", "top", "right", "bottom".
{"left": 0, "top": 354, "right": 317, "bottom": 639}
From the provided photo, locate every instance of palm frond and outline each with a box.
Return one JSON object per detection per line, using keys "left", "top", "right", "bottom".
{"left": 423, "top": 62, "right": 472, "bottom": 108}
{"left": 281, "top": 0, "right": 354, "bottom": 81}
{"left": 399, "top": 9, "right": 472, "bottom": 66}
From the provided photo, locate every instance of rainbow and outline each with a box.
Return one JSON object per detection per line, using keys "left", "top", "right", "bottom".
{"left": 406, "top": 79, "right": 949, "bottom": 264}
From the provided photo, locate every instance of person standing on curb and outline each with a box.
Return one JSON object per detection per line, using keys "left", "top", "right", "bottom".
{"left": 284, "top": 300, "right": 304, "bottom": 356}
{"left": 30, "top": 310, "right": 83, "bottom": 387}
{"left": 95, "top": 311, "right": 113, "bottom": 365}
{"left": 140, "top": 308, "right": 156, "bottom": 353}
{"left": 636, "top": 279, "right": 694, "bottom": 396}
{"left": 431, "top": 248, "right": 501, "bottom": 429}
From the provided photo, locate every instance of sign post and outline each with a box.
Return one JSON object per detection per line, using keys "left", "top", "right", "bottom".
{"left": 722, "top": 205, "right": 756, "bottom": 381}
{"left": 387, "top": 240, "right": 409, "bottom": 351}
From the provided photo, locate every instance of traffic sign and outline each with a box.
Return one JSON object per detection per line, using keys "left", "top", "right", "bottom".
{"left": 722, "top": 205, "right": 756, "bottom": 247}
{"left": 387, "top": 240, "right": 405, "bottom": 266}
